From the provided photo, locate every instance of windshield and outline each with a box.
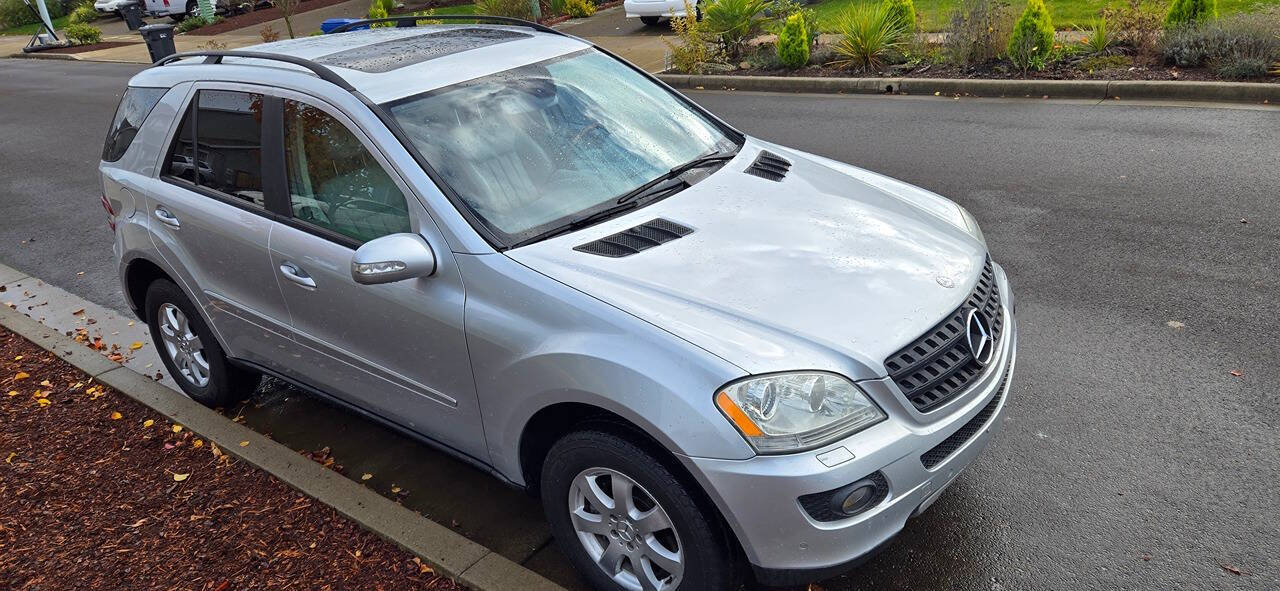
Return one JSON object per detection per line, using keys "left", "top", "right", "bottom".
{"left": 387, "top": 49, "right": 738, "bottom": 246}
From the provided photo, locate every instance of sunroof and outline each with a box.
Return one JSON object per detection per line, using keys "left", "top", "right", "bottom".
{"left": 316, "top": 28, "right": 532, "bottom": 73}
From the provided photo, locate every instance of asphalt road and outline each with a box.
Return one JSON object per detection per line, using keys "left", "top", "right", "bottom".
{"left": 2, "top": 58, "right": 1278, "bottom": 590}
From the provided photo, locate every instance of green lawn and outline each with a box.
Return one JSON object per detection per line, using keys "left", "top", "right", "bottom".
{"left": 811, "top": 0, "right": 1280, "bottom": 31}
{"left": 0, "top": 14, "right": 71, "bottom": 36}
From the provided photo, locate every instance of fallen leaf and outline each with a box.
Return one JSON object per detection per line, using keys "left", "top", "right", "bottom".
{"left": 36, "top": 398, "right": 50, "bottom": 407}
{"left": 14, "top": 371, "right": 30, "bottom": 381}
{"left": 211, "top": 442, "right": 223, "bottom": 457}
{"left": 1229, "top": 370, "right": 1244, "bottom": 378}
{"left": 172, "top": 424, "right": 183, "bottom": 433}
{"left": 110, "top": 411, "right": 123, "bottom": 420}
{"left": 361, "top": 473, "right": 373, "bottom": 481}
{"left": 143, "top": 419, "right": 155, "bottom": 428}
{"left": 125, "top": 518, "right": 148, "bottom": 527}
{"left": 72, "top": 308, "right": 85, "bottom": 315}
{"left": 1140, "top": 552, "right": 1152, "bottom": 561}
{"left": 173, "top": 472, "right": 190, "bottom": 482}
{"left": 1220, "top": 564, "right": 1246, "bottom": 576}
{"left": 239, "top": 441, "right": 249, "bottom": 447}
{"left": 39, "top": 379, "right": 52, "bottom": 387}
{"left": 130, "top": 342, "right": 144, "bottom": 350}
{"left": 13, "top": 355, "right": 21, "bottom": 360}
{"left": 193, "top": 439, "right": 204, "bottom": 449}
{"left": 6, "top": 390, "right": 17, "bottom": 397}
{"left": 4, "top": 452, "right": 14, "bottom": 464}
{"left": 391, "top": 485, "right": 402, "bottom": 493}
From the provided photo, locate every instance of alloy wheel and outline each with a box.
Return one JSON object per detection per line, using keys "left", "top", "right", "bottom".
{"left": 568, "top": 467, "right": 684, "bottom": 591}
{"left": 157, "top": 303, "right": 210, "bottom": 387}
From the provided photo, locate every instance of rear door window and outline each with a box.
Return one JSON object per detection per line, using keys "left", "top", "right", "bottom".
{"left": 102, "top": 86, "right": 167, "bottom": 163}
{"left": 164, "top": 89, "right": 267, "bottom": 209}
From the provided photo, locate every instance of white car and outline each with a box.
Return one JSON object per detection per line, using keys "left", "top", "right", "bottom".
{"left": 141, "top": 0, "right": 224, "bottom": 21}
{"left": 623, "top": 0, "right": 698, "bottom": 26}
{"left": 93, "top": 0, "right": 136, "bottom": 16}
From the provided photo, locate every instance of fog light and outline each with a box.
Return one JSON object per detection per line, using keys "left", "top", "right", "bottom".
{"left": 799, "top": 471, "right": 890, "bottom": 522}
{"left": 839, "top": 484, "right": 875, "bottom": 514}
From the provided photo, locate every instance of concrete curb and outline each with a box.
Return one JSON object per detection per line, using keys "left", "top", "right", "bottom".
{"left": 657, "top": 74, "right": 1280, "bottom": 104}
{"left": 6, "top": 51, "right": 81, "bottom": 60}
{"left": 0, "top": 263, "right": 564, "bottom": 591}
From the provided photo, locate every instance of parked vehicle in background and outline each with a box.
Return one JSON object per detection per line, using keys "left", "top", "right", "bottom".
{"left": 99, "top": 16, "right": 1017, "bottom": 591}
{"left": 93, "top": 0, "right": 137, "bottom": 17}
{"left": 623, "top": 0, "right": 697, "bottom": 26}
{"left": 140, "top": 0, "right": 223, "bottom": 20}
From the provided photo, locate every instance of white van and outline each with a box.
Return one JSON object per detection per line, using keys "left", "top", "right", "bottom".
{"left": 142, "top": 0, "right": 223, "bottom": 20}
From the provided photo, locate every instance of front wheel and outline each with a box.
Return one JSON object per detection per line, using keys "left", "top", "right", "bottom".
{"left": 145, "top": 279, "right": 260, "bottom": 407}
{"left": 639, "top": 15, "right": 662, "bottom": 26}
{"left": 541, "top": 430, "right": 738, "bottom": 591}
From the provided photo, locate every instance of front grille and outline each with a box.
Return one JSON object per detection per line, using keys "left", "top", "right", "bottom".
{"left": 798, "top": 471, "right": 889, "bottom": 522}
{"left": 920, "top": 369, "right": 1010, "bottom": 469}
{"left": 885, "top": 258, "right": 1004, "bottom": 412}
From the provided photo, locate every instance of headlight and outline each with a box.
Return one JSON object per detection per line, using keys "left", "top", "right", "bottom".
{"left": 714, "top": 372, "right": 886, "bottom": 453}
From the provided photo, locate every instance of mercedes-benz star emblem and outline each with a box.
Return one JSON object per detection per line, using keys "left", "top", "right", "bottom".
{"left": 964, "top": 308, "right": 995, "bottom": 366}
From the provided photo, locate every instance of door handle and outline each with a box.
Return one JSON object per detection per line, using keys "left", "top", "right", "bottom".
{"left": 279, "top": 262, "right": 317, "bottom": 289}
{"left": 153, "top": 206, "right": 181, "bottom": 229}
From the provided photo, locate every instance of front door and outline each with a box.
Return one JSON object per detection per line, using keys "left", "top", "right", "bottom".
{"left": 265, "top": 97, "right": 485, "bottom": 461}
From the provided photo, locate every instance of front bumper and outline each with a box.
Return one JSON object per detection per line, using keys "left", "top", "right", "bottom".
{"left": 683, "top": 277, "right": 1017, "bottom": 585}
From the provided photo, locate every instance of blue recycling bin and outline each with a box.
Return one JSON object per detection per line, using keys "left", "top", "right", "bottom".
{"left": 321, "top": 18, "right": 368, "bottom": 33}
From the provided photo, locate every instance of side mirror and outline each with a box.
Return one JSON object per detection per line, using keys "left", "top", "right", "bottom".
{"left": 350, "top": 233, "right": 436, "bottom": 285}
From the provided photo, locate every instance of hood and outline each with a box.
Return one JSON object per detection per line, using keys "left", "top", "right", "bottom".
{"left": 506, "top": 139, "right": 989, "bottom": 380}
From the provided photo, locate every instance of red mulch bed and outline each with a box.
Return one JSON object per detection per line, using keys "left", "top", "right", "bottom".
{"left": 187, "top": 0, "right": 354, "bottom": 35}
{"left": 0, "top": 327, "right": 465, "bottom": 590}
{"left": 41, "top": 41, "right": 138, "bottom": 54}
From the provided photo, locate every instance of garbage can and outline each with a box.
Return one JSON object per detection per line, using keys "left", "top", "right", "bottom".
{"left": 321, "top": 18, "right": 368, "bottom": 33}
{"left": 120, "top": 1, "right": 144, "bottom": 30}
{"left": 139, "top": 23, "right": 177, "bottom": 63}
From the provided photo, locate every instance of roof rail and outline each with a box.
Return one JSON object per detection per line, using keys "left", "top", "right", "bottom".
{"left": 329, "top": 14, "right": 567, "bottom": 35}
{"left": 153, "top": 50, "right": 357, "bottom": 91}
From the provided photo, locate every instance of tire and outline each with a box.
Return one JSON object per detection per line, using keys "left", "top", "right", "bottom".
{"left": 541, "top": 430, "right": 738, "bottom": 591}
{"left": 639, "top": 15, "right": 661, "bottom": 26}
{"left": 144, "top": 279, "right": 260, "bottom": 407}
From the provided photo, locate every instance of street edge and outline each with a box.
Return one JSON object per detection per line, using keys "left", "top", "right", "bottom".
{"left": 0, "top": 263, "right": 565, "bottom": 591}
{"left": 657, "top": 74, "right": 1280, "bottom": 104}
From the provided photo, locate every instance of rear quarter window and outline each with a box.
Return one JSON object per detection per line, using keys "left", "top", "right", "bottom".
{"left": 102, "top": 86, "right": 168, "bottom": 163}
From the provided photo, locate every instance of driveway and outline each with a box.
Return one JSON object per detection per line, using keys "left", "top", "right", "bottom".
{"left": 1, "top": 58, "right": 1277, "bottom": 590}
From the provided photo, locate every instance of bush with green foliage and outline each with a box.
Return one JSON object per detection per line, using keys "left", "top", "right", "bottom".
{"left": 1077, "top": 17, "right": 1112, "bottom": 53}
{"left": 176, "top": 14, "right": 218, "bottom": 32}
{"left": 703, "top": 0, "right": 771, "bottom": 59}
{"left": 775, "top": 12, "right": 809, "bottom": 68}
{"left": 663, "top": 0, "right": 729, "bottom": 73}
{"left": 767, "top": 0, "right": 817, "bottom": 44}
{"left": 378, "top": 0, "right": 394, "bottom": 14}
{"left": 829, "top": 1, "right": 908, "bottom": 71}
{"left": 68, "top": 2, "right": 97, "bottom": 24}
{"left": 882, "top": 0, "right": 915, "bottom": 31}
{"left": 475, "top": 0, "right": 536, "bottom": 20}
{"left": 64, "top": 21, "right": 101, "bottom": 44}
{"left": 1, "top": 0, "right": 67, "bottom": 28}
{"left": 944, "top": 0, "right": 1013, "bottom": 66}
{"left": 1007, "top": 0, "right": 1054, "bottom": 71}
{"left": 565, "top": 0, "right": 594, "bottom": 17}
{"left": 1164, "top": 0, "right": 1214, "bottom": 29}
{"left": 1162, "top": 11, "right": 1279, "bottom": 77}
{"left": 367, "top": 0, "right": 392, "bottom": 26}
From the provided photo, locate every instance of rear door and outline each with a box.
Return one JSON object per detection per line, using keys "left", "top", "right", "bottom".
{"left": 263, "top": 94, "right": 485, "bottom": 462}
{"left": 144, "top": 84, "right": 295, "bottom": 373}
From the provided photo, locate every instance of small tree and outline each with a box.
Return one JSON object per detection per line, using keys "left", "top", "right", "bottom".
{"left": 1007, "top": 0, "right": 1054, "bottom": 70}
{"left": 278, "top": 0, "right": 299, "bottom": 38}
{"left": 663, "top": 0, "right": 728, "bottom": 73}
{"left": 776, "top": 12, "right": 809, "bottom": 68}
{"left": 882, "top": 0, "right": 916, "bottom": 31}
{"left": 1164, "top": 0, "right": 1215, "bottom": 28}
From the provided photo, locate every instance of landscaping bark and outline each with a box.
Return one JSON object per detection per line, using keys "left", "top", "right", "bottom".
{"left": 0, "top": 327, "right": 465, "bottom": 590}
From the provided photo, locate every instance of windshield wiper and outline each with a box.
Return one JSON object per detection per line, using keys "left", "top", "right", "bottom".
{"left": 616, "top": 149, "right": 738, "bottom": 205}
{"left": 508, "top": 201, "right": 640, "bottom": 249}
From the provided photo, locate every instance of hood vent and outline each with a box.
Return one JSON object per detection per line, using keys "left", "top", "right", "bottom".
{"left": 574, "top": 218, "right": 693, "bottom": 258}
{"left": 744, "top": 151, "right": 791, "bottom": 181}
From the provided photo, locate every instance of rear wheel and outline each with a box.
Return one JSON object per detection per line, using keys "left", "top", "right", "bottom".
{"left": 145, "top": 279, "right": 259, "bottom": 407}
{"left": 541, "top": 430, "right": 737, "bottom": 591}
{"left": 639, "top": 15, "right": 661, "bottom": 25}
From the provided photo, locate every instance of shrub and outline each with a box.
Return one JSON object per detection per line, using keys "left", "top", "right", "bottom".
{"left": 366, "top": 0, "right": 392, "bottom": 26}
{"left": 663, "top": 0, "right": 729, "bottom": 73}
{"left": 550, "top": 0, "right": 567, "bottom": 15}
{"left": 1165, "top": 0, "right": 1214, "bottom": 29}
{"left": 829, "top": 2, "right": 909, "bottom": 71}
{"left": 944, "top": 0, "right": 1013, "bottom": 66}
{"left": 176, "top": 14, "right": 218, "bottom": 32}
{"left": 703, "top": 0, "right": 772, "bottom": 59}
{"left": 475, "top": 0, "right": 536, "bottom": 20}
{"left": 64, "top": 21, "right": 101, "bottom": 44}
{"left": 882, "top": 0, "right": 916, "bottom": 31}
{"left": 1078, "top": 17, "right": 1112, "bottom": 53}
{"left": 768, "top": 0, "right": 817, "bottom": 45}
{"left": 1101, "top": 0, "right": 1163, "bottom": 61}
{"left": 1007, "top": 0, "right": 1053, "bottom": 71}
{"left": 1, "top": 0, "right": 67, "bottom": 28}
{"left": 775, "top": 12, "right": 809, "bottom": 67}
{"left": 565, "top": 0, "right": 594, "bottom": 17}
{"left": 378, "top": 0, "right": 394, "bottom": 14}
{"left": 259, "top": 22, "right": 280, "bottom": 42}
{"left": 1162, "top": 11, "right": 1280, "bottom": 75}
{"left": 68, "top": 2, "right": 98, "bottom": 24}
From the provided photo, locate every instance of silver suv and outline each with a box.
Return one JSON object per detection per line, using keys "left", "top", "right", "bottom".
{"left": 100, "top": 17, "right": 1017, "bottom": 591}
